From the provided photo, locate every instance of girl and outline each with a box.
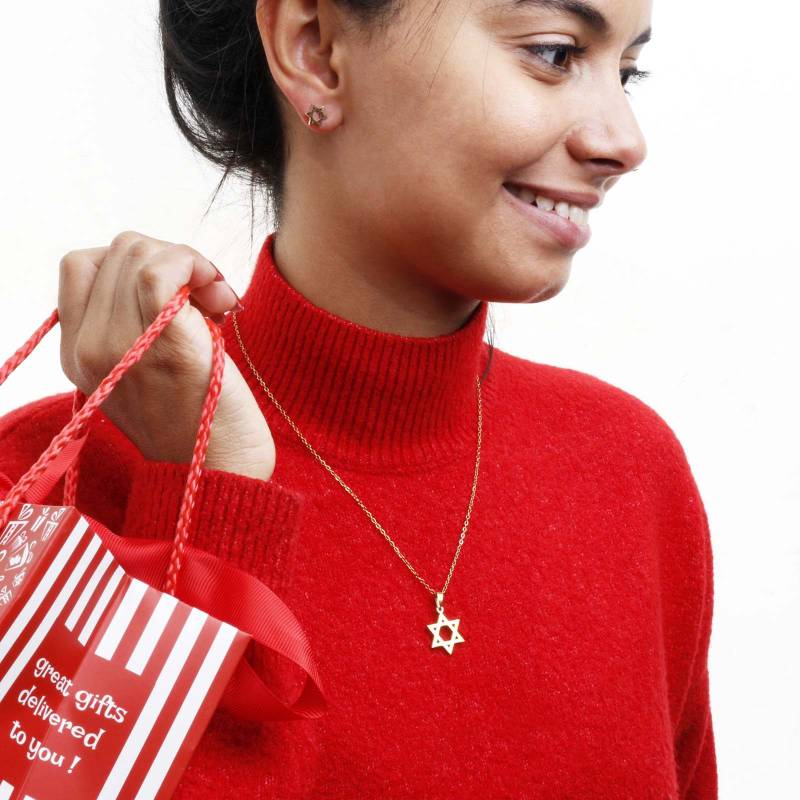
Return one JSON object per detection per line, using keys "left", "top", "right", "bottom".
{"left": 0, "top": 0, "right": 717, "bottom": 796}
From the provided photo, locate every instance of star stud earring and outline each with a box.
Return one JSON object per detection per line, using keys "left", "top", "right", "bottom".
{"left": 305, "top": 103, "right": 328, "bottom": 127}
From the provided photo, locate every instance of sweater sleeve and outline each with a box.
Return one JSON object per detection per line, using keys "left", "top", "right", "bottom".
{"left": 650, "top": 419, "right": 718, "bottom": 800}
{"left": 119, "top": 457, "right": 306, "bottom": 590}
{"left": 674, "top": 501, "right": 718, "bottom": 798}
{"left": 0, "top": 394, "right": 307, "bottom": 591}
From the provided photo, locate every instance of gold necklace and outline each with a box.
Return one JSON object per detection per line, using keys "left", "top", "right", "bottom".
{"left": 231, "top": 311, "right": 483, "bottom": 655}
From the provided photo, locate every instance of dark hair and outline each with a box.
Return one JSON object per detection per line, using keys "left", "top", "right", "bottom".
{"left": 158, "top": 0, "right": 496, "bottom": 381}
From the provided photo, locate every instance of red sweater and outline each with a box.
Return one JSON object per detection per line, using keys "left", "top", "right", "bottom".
{"left": 0, "top": 232, "right": 717, "bottom": 798}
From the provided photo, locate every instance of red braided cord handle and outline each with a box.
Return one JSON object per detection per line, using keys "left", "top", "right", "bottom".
{"left": 163, "top": 316, "right": 224, "bottom": 594}
{"left": 62, "top": 388, "right": 86, "bottom": 507}
{"left": 55, "top": 334, "right": 225, "bottom": 595}
{"left": 0, "top": 308, "right": 59, "bottom": 378}
{"left": 0, "top": 285, "right": 225, "bottom": 596}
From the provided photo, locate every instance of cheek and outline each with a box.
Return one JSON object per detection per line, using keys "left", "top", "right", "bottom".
{"left": 397, "top": 45, "right": 556, "bottom": 197}
{"left": 459, "top": 54, "right": 557, "bottom": 179}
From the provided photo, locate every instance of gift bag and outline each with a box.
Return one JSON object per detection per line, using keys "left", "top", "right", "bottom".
{"left": 0, "top": 285, "right": 327, "bottom": 800}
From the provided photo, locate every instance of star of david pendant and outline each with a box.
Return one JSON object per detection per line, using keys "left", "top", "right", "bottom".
{"left": 427, "top": 592, "right": 464, "bottom": 654}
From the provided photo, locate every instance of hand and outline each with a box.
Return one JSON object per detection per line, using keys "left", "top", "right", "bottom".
{"left": 58, "top": 230, "right": 276, "bottom": 480}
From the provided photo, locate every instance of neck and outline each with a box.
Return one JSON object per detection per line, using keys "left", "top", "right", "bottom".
{"left": 273, "top": 219, "right": 481, "bottom": 338}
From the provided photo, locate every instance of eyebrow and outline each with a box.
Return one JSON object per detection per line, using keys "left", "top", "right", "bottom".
{"left": 509, "top": 0, "right": 652, "bottom": 48}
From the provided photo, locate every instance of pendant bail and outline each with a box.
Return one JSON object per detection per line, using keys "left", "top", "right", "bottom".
{"left": 435, "top": 591, "right": 444, "bottom": 614}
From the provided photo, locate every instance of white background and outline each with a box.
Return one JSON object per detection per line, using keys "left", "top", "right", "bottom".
{"left": 1, "top": 1, "right": 798, "bottom": 795}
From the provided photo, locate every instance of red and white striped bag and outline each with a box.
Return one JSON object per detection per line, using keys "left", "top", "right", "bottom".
{"left": 0, "top": 286, "right": 326, "bottom": 800}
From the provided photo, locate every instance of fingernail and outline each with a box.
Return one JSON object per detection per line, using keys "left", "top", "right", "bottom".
{"left": 210, "top": 260, "right": 226, "bottom": 282}
{"left": 211, "top": 308, "right": 241, "bottom": 324}
{"left": 227, "top": 285, "right": 244, "bottom": 311}
{"left": 211, "top": 303, "right": 244, "bottom": 324}
{"left": 219, "top": 277, "right": 244, "bottom": 310}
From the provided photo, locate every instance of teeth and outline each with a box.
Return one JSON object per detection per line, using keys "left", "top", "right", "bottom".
{"left": 506, "top": 184, "right": 589, "bottom": 226}
{"left": 555, "top": 201, "right": 571, "bottom": 219}
{"left": 569, "top": 205, "right": 586, "bottom": 225}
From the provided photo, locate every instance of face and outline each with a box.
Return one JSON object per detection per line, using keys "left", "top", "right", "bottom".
{"left": 259, "top": 0, "right": 652, "bottom": 304}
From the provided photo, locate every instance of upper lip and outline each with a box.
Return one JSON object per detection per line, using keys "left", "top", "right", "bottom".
{"left": 504, "top": 181, "right": 602, "bottom": 210}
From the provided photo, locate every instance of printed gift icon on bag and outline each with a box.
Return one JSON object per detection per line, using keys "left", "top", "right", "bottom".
{"left": 0, "top": 286, "right": 327, "bottom": 800}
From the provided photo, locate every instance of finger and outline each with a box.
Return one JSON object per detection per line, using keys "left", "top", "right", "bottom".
{"left": 133, "top": 243, "right": 232, "bottom": 326}
{"left": 82, "top": 231, "right": 151, "bottom": 335}
{"left": 57, "top": 246, "right": 109, "bottom": 339}
{"left": 187, "top": 281, "right": 242, "bottom": 316}
{"left": 116, "top": 239, "right": 239, "bottom": 319}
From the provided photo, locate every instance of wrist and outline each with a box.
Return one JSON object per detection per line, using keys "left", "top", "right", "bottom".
{"left": 202, "top": 439, "right": 276, "bottom": 481}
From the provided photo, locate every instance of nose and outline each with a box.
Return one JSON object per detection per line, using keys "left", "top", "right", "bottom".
{"left": 565, "top": 83, "right": 648, "bottom": 183}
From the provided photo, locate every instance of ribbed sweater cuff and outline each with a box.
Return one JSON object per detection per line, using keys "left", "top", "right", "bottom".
{"left": 121, "top": 459, "right": 305, "bottom": 589}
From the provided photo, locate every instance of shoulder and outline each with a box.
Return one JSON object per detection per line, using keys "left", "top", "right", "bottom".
{"left": 488, "top": 346, "right": 712, "bottom": 597}
{"left": 487, "top": 346, "right": 699, "bottom": 489}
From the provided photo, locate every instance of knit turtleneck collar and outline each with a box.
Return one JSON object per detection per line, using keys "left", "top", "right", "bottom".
{"left": 221, "top": 231, "right": 490, "bottom": 470}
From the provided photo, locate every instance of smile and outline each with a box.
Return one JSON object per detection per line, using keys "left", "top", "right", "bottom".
{"left": 501, "top": 183, "right": 592, "bottom": 251}
{"left": 503, "top": 183, "right": 591, "bottom": 226}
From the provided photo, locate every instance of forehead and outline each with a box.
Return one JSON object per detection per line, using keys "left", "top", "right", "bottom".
{"left": 481, "top": 0, "right": 652, "bottom": 47}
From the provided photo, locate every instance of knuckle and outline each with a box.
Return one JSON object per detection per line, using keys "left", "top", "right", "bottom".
{"left": 58, "top": 250, "right": 89, "bottom": 286}
{"left": 109, "top": 230, "right": 142, "bottom": 252}
{"left": 127, "top": 238, "right": 155, "bottom": 262}
{"left": 167, "top": 242, "right": 194, "bottom": 260}
{"left": 160, "top": 242, "right": 199, "bottom": 270}
{"left": 136, "top": 264, "right": 162, "bottom": 294}
{"left": 58, "top": 250, "right": 79, "bottom": 272}
{"left": 58, "top": 254, "right": 74, "bottom": 287}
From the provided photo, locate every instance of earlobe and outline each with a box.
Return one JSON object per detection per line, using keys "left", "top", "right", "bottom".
{"left": 255, "top": 0, "right": 343, "bottom": 133}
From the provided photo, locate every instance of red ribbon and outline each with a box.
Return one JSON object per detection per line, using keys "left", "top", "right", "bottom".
{"left": 89, "top": 519, "right": 326, "bottom": 722}
{"left": 2, "top": 495, "right": 327, "bottom": 722}
{"left": 2, "top": 434, "right": 328, "bottom": 722}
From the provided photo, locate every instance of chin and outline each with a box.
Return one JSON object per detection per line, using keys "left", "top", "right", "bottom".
{"left": 526, "top": 281, "right": 566, "bottom": 303}
{"left": 480, "top": 275, "right": 567, "bottom": 305}
{"left": 508, "top": 257, "right": 572, "bottom": 303}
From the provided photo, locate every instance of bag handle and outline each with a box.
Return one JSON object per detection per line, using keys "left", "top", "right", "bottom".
{"left": 62, "top": 387, "right": 85, "bottom": 508}
{"left": 0, "top": 285, "right": 223, "bottom": 595}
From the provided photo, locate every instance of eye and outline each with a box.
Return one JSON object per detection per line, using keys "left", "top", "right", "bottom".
{"left": 523, "top": 43, "right": 652, "bottom": 95}
{"left": 619, "top": 66, "right": 652, "bottom": 95}
{"left": 523, "top": 43, "right": 588, "bottom": 72}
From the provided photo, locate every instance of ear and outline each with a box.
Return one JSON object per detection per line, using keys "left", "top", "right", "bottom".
{"left": 255, "top": 0, "right": 345, "bottom": 132}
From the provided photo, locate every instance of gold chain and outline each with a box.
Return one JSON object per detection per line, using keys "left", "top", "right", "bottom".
{"left": 230, "top": 311, "right": 482, "bottom": 604}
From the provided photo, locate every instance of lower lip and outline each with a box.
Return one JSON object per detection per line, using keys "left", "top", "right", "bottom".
{"left": 501, "top": 184, "right": 592, "bottom": 251}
